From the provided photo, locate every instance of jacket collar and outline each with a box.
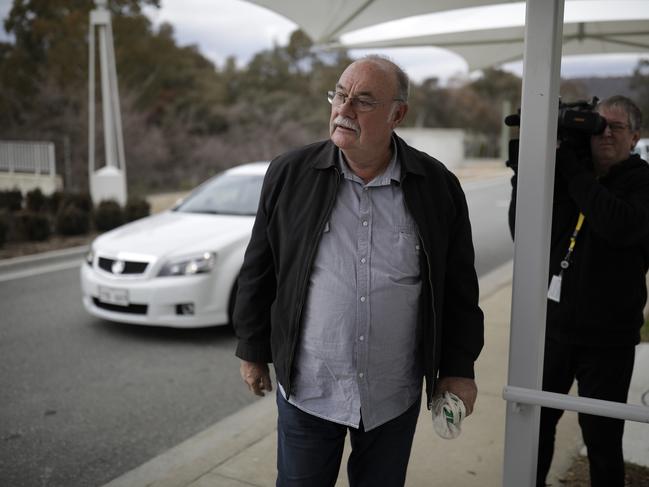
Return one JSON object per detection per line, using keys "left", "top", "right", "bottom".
{"left": 311, "top": 133, "right": 427, "bottom": 178}
{"left": 602, "top": 153, "right": 647, "bottom": 180}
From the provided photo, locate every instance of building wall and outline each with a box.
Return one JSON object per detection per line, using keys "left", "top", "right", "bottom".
{"left": 395, "top": 128, "right": 465, "bottom": 169}
{"left": 0, "top": 173, "right": 63, "bottom": 195}
{"left": 0, "top": 140, "right": 61, "bottom": 195}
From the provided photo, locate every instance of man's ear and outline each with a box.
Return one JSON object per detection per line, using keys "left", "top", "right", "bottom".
{"left": 391, "top": 103, "right": 409, "bottom": 127}
{"left": 631, "top": 130, "right": 640, "bottom": 151}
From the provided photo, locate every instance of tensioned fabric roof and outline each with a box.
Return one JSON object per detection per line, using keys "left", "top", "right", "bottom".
{"left": 248, "top": 0, "right": 519, "bottom": 42}
{"left": 248, "top": 1, "right": 647, "bottom": 71}
{"left": 337, "top": 18, "right": 649, "bottom": 71}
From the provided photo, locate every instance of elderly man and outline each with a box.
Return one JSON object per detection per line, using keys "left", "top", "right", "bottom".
{"left": 234, "top": 55, "right": 484, "bottom": 487}
{"left": 509, "top": 96, "right": 649, "bottom": 487}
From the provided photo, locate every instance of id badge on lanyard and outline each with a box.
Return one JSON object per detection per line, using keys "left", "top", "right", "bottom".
{"left": 548, "top": 212, "right": 584, "bottom": 303}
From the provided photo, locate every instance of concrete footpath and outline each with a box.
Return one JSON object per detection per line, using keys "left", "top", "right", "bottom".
{"left": 103, "top": 259, "right": 649, "bottom": 487}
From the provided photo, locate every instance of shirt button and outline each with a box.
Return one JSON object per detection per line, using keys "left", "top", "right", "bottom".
{"left": 362, "top": 220, "right": 368, "bottom": 226}
{"left": 359, "top": 372, "right": 364, "bottom": 379}
{"left": 360, "top": 257, "right": 366, "bottom": 264}
{"left": 359, "top": 335, "right": 364, "bottom": 341}
{"left": 360, "top": 296, "right": 366, "bottom": 302}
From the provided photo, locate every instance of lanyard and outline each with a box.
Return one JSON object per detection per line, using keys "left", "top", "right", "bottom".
{"left": 560, "top": 212, "right": 585, "bottom": 271}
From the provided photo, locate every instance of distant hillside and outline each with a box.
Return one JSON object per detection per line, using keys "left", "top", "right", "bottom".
{"left": 566, "top": 76, "right": 640, "bottom": 102}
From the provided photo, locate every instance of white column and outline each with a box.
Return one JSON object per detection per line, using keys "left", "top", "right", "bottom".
{"left": 502, "top": 0, "right": 565, "bottom": 485}
{"left": 88, "top": 0, "right": 127, "bottom": 205}
{"left": 88, "top": 13, "right": 95, "bottom": 181}
{"left": 98, "top": 19, "right": 116, "bottom": 169}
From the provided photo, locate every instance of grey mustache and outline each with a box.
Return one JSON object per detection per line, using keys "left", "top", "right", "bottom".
{"left": 334, "top": 116, "right": 360, "bottom": 134}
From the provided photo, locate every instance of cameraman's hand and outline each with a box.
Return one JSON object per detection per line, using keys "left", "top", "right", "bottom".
{"left": 556, "top": 141, "right": 587, "bottom": 182}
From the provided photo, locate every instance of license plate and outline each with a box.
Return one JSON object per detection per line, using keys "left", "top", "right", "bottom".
{"left": 98, "top": 286, "right": 130, "bottom": 306}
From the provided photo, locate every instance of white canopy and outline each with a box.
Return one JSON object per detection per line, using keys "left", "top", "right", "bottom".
{"left": 248, "top": 0, "right": 519, "bottom": 42}
{"left": 337, "top": 18, "right": 649, "bottom": 71}
{"left": 332, "top": 0, "right": 649, "bottom": 71}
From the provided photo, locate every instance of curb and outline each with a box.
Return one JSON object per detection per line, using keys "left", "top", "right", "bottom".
{"left": 0, "top": 244, "right": 89, "bottom": 269}
{"left": 103, "top": 395, "right": 277, "bottom": 487}
{"left": 102, "top": 260, "right": 515, "bottom": 487}
{"left": 0, "top": 244, "right": 89, "bottom": 282}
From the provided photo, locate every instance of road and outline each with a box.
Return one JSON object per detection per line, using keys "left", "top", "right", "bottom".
{"left": 0, "top": 176, "right": 513, "bottom": 487}
{"left": 464, "top": 176, "right": 514, "bottom": 277}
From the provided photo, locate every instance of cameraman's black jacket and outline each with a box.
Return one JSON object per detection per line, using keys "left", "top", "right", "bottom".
{"left": 509, "top": 153, "right": 649, "bottom": 346}
{"left": 234, "top": 136, "right": 484, "bottom": 406}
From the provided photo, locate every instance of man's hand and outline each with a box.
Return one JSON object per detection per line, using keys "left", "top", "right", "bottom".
{"left": 434, "top": 377, "right": 478, "bottom": 416}
{"left": 556, "top": 141, "right": 588, "bottom": 181}
{"left": 240, "top": 360, "right": 272, "bottom": 397}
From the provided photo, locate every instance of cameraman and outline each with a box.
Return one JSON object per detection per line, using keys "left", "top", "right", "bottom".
{"left": 508, "top": 96, "right": 649, "bottom": 487}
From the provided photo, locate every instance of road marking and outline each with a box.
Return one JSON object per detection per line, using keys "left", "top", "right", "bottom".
{"left": 0, "top": 260, "right": 82, "bottom": 283}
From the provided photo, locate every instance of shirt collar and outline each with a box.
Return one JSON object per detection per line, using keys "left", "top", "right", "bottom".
{"left": 337, "top": 137, "right": 401, "bottom": 187}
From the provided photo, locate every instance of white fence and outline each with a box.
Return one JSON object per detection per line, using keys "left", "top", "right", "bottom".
{"left": 0, "top": 140, "right": 61, "bottom": 194}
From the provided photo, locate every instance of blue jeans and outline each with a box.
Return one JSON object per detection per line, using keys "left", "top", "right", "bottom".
{"left": 276, "top": 392, "right": 420, "bottom": 487}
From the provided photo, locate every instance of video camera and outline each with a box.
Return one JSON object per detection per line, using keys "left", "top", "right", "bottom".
{"left": 505, "top": 97, "right": 607, "bottom": 170}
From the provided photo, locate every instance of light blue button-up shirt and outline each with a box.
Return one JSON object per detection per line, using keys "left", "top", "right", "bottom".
{"left": 280, "top": 144, "right": 423, "bottom": 431}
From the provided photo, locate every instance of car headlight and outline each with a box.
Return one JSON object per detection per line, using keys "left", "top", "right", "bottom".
{"left": 85, "top": 249, "right": 95, "bottom": 266}
{"left": 157, "top": 252, "right": 216, "bottom": 277}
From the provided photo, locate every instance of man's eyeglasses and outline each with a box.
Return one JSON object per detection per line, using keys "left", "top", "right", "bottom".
{"left": 327, "top": 90, "right": 403, "bottom": 112}
{"left": 606, "top": 122, "right": 630, "bottom": 134}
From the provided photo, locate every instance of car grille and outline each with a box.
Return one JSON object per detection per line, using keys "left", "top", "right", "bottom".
{"left": 98, "top": 257, "right": 149, "bottom": 275}
{"left": 93, "top": 298, "right": 148, "bottom": 315}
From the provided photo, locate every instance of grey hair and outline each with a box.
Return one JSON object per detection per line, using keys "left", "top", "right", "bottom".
{"left": 598, "top": 95, "right": 642, "bottom": 132}
{"left": 360, "top": 54, "right": 410, "bottom": 102}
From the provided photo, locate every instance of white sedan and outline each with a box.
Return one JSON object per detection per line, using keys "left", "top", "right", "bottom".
{"left": 80, "top": 161, "right": 269, "bottom": 328}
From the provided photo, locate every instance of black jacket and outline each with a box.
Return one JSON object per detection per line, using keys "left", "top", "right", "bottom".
{"left": 234, "top": 135, "right": 484, "bottom": 405}
{"left": 509, "top": 153, "right": 649, "bottom": 346}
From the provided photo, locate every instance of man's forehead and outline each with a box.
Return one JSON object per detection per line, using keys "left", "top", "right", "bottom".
{"left": 335, "top": 81, "right": 375, "bottom": 96}
{"left": 598, "top": 106, "right": 628, "bottom": 121}
{"left": 337, "top": 61, "right": 394, "bottom": 94}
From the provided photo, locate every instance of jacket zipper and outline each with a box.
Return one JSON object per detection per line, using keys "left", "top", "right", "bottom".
{"left": 402, "top": 172, "right": 438, "bottom": 408}
{"left": 416, "top": 225, "right": 437, "bottom": 409}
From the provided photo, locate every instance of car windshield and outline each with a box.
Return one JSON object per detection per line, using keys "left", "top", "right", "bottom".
{"left": 175, "top": 173, "right": 264, "bottom": 216}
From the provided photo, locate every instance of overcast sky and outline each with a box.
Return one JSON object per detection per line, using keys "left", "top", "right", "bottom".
{"left": 0, "top": 0, "right": 646, "bottom": 83}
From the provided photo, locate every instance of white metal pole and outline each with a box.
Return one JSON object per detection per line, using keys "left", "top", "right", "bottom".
{"left": 503, "top": 386, "right": 649, "bottom": 423}
{"left": 106, "top": 18, "right": 126, "bottom": 181}
{"left": 98, "top": 24, "right": 116, "bottom": 169}
{"left": 88, "top": 19, "right": 96, "bottom": 180}
{"left": 502, "top": 0, "right": 565, "bottom": 485}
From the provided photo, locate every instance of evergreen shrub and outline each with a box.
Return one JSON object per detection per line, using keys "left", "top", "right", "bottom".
{"left": 26, "top": 188, "right": 47, "bottom": 212}
{"left": 0, "top": 188, "right": 23, "bottom": 212}
{"left": 18, "top": 211, "right": 51, "bottom": 241}
{"left": 0, "top": 212, "right": 9, "bottom": 247}
{"left": 125, "top": 197, "right": 150, "bottom": 222}
{"left": 56, "top": 204, "right": 90, "bottom": 235}
{"left": 95, "top": 199, "right": 124, "bottom": 232}
{"left": 63, "top": 192, "right": 93, "bottom": 213}
{"left": 47, "top": 191, "right": 64, "bottom": 214}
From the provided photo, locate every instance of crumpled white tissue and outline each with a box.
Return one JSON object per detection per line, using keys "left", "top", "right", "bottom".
{"left": 431, "top": 391, "right": 466, "bottom": 439}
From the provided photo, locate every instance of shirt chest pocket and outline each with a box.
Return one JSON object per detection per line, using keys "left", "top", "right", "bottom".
{"left": 393, "top": 224, "right": 421, "bottom": 279}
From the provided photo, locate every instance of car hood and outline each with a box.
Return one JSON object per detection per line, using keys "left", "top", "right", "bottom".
{"left": 92, "top": 211, "right": 254, "bottom": 259}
